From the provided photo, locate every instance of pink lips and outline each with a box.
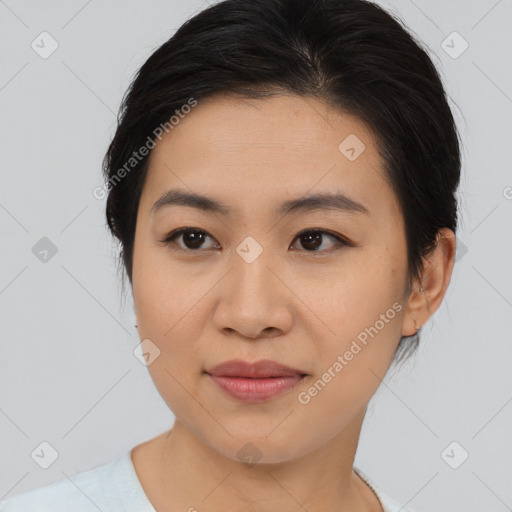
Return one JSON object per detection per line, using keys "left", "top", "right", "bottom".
{"left": 205, "top": 359, "right": 307, "bottom": 403}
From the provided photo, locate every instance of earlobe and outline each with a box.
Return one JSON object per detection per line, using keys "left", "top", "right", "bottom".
{"left": 401, "top": 284, "right": 425, "bottom": 337}
{"left": 401, "top": 228, "right": 456, "bottom": 337}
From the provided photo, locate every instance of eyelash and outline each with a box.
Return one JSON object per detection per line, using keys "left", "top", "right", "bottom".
{"left": 159, "top": 227, "right": 353, "bottom": 254}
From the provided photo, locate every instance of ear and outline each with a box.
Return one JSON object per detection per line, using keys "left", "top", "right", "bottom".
{"left": 401, "top": 228, "right": 456, "bottom": 336}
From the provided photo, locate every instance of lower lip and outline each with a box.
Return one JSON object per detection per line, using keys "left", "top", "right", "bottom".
{"left": 207, "top": 374, "right": 305, "bottom": 402}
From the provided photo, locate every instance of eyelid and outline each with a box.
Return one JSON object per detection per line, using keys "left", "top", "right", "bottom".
{"left": 160, "top": 227, "right": 353, "bottom": 252}
{"left": 292, "top": 228, "right": 354, "bottom": 248}
{"left": 160, "top": 227, "right": 220, "bottom": 251}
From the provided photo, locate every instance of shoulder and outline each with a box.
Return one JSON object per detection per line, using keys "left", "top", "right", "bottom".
{"left": 0, "top": 450, "right": 144, "bottom": 512}
{"left": 354, "top": 466, "right": 417, "bottom": 512}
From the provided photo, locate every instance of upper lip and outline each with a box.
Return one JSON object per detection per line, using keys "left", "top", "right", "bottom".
{"left": 205, "top": 359, "right": 307, "bottom": 378}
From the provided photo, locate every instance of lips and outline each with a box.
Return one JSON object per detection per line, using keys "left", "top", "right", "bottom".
{"left": 206, "top": 359, "right": 307, "bottom": 378}
{"left": 205, "top": 359, "right": 307, "bottom": 402}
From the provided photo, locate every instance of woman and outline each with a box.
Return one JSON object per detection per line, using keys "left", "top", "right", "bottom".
{"left": 0, "top": 0, "right": 461, "bottom": 510}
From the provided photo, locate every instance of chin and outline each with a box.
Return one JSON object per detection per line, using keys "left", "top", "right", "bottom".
{"left": 201, "top": 428, "right": 317, "bottom": 467}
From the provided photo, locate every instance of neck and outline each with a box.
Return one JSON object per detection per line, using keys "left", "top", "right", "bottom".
{"left": 133, "top": 407, "right": 383, "bottom": 512}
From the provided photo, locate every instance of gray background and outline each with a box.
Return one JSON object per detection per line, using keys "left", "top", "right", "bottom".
{"left": 1, "top": 1, "right": 511, "bottom": 510}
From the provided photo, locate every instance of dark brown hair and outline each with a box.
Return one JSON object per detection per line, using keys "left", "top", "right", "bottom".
{"left": 102, "top": 0, "right": 462, "bottom": 365}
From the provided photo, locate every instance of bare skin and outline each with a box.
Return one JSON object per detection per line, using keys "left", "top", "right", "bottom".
{"left": 130, "top": 93, "right": 456, "bottom": 512}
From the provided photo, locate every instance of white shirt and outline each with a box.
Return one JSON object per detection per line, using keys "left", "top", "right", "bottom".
{"left": 0, "top": 449, "right": 415, "bottom": 512}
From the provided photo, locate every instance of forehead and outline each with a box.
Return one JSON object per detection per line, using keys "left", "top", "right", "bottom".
{"left": 141, "top": 93, "right": 401, "bottom": 224}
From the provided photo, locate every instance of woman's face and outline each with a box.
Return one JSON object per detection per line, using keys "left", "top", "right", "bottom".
{"left": 132, "top": 93, "right": 413, "bottom": 463}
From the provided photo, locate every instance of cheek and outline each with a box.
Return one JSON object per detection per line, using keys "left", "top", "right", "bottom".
{"left": 309, "top": 255, "right": 403, "bottom": 323}
{"left": 295, "top": 303, "right": 403, "bottom": 433}
{"left": 132, "top": 253, "right": 209, "bottom": 407}
{"left": 301, "top": 256, "right": 405, "bottom": 378}
{"left": 134, "top": 262, "right": 208, "bottom": 422}
{"left": 133, "top": 239, "right": 205, "bottom": 336}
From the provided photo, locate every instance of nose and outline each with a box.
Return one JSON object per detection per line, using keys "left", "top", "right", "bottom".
{"left": 212, "top": 246, "right": 293, "bottom": 340}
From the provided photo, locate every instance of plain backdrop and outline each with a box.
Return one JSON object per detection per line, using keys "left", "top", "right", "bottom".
{"left": 1, "top": 1, "right": 511, "bottom": 511}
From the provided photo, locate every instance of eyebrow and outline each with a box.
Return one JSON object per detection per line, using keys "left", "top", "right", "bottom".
{"left": 151, "top": 189, "right": 370, "bottom": 217}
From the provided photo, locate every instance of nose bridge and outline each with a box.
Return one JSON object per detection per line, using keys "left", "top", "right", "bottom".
{"left": 213, "top": 235, "right": 291, "bottom": 338}
{"left": 231, "top": 236, "right": 278, "bottom": 306}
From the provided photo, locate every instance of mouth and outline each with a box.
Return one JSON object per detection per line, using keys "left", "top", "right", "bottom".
{"left": 204, "top": 359, "right": 308, "bottom": 403}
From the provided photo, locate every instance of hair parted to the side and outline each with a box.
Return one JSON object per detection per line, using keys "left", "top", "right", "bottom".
{"left": 102, "top": 0, "right": 462, "bottom": 366}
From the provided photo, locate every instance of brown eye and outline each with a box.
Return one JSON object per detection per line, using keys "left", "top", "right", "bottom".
{"left": 162, "top": 228, "right": 219, "bottom": 251}
{"left": 290, "top": 229, "right": 349, "bottom": 253}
